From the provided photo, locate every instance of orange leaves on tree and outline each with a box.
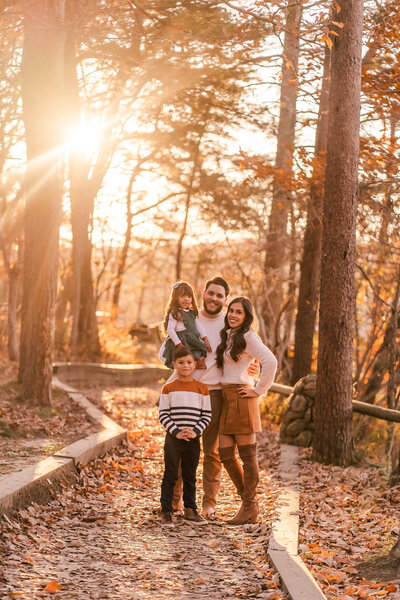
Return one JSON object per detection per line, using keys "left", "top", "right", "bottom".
{"left": 332, "top": 0, "right": 341, "bottom": 12}
{"left": 321, "top": 34, "right": 333, "bottom": 49}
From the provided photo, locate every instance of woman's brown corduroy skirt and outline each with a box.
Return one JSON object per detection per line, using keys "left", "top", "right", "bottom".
{"left": 219, "top": 384, "right": 262, "bottom": 435}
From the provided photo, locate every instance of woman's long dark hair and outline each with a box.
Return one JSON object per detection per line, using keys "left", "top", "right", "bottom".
{"left": 216, "top": 297, "right": 254, "bottom": 368}
{"left": 163, "top": 281, "right": 199, "bottom": 334}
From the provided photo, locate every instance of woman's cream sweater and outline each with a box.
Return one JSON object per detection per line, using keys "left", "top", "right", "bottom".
{"left": 220, "top": 330, "right": 277, "bottom": 396}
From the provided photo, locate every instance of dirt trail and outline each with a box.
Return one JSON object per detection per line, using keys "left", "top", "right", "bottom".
{"left": 0, "top": 385, "right": 286, "bottom": 600}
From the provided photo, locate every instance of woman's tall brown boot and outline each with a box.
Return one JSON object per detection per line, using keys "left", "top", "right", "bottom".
{"left": 226, "top": 443, "right": 259, "bottom": 525}
{"left": 219, "top": 446, "right": 245, "bottom": 498}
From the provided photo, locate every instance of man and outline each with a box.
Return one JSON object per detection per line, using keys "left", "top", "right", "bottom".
{"left": 194, "top": 276, "right": 229, "bottom": 518}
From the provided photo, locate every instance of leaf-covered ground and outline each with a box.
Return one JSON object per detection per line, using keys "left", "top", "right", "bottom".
{"left": 0, "top": 363, "right": 101, "bottom": 478}
{"left": 298, "top": 447, "right": 400, "bottom": 600}
{"left": 0, "top": 384, "right": 286, "bottom": 600}
{"left": 2, "top": 380, "right": 400, "bottom": 599}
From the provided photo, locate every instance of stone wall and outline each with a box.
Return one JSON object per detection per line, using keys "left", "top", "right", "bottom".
{"left": 279, "top": 374, "right": 316, "bottom": 447}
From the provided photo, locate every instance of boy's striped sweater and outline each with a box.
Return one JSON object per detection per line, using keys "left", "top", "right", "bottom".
{"left": 159, "top": 379, "right": 211, "bottom": 437}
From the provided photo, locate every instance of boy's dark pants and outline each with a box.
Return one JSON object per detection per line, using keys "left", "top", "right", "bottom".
{"left": 161, "top": 433, "right": 200, "bottom": 512}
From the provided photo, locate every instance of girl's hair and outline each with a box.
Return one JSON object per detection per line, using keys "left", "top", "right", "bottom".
{"left": 163, "top": 281, "right": 199, "bottom": 333}
{"left": 216, "top": 297, "right": 254, "bottom": 368}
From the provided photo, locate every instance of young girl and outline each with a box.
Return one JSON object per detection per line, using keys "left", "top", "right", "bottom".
{"left": 160, "top": 281, "right": 211, "bottom": 369}
{"left": 216, "top": 296, "right": 277, "bottom": 525}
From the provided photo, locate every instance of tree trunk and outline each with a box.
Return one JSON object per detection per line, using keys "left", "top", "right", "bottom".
{"left": 64, "top": 10, "right": 100, "bottom": 356}
{"left": 313, "top": 1, "right": 363, "bottom": 466}
{"left": 55, "top": 258, "right": 73, "bottom": 350}
{"left": 8, "top": 262, "right": 20, "bottom": 361}
{"left": 386, "top": 269, "right": 400, "bottom": 412}
{"left": 76, "top": 236, "right": 100, "bottom": 354}
{"left": 361, "top": 313, "right": 398, "bottom": 404}
{"left": 0, "top": 212, "right": 21, "bottom": 362}
{"left": 291, "top": 46, "right": 331, "bottom": 384}
{"left": 387, "top": 268, "right": 400, "bottom": 484}
{"left": 111, "top": 171, "right": 135, "bottom": 318}
{"left": 262, "top": 0, "right": 302, "bottom": 347}
{"left": 357, "top": 117, "right": 397, "bottom": 402}
{"left": 176, "top": 112, "right": 208, "bottom": 281}
{"left": 18, "top": 0, "right": 65, "bottom": 405}
{"left": 280, "top": 207, "right": 298, "bottom": 379}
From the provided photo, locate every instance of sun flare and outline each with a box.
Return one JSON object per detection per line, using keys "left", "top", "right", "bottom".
{"left": 66, "top": 122, "right": 101, "bottom": 158}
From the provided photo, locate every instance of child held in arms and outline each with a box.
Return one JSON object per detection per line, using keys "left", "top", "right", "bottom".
{"left": 160, "top": 281, "right": 212, "bottom": 370}
{"left": 158, "top": 346, "right": 211, "bottom": 527}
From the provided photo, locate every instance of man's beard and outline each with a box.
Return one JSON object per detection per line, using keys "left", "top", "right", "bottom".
{"left": 203, "top": 299, "right": 224, "bottom": 315}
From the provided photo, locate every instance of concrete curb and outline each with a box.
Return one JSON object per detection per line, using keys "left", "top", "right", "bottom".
{"left": 268, "top": 444, "right": 326, "bottom": 600}
{"left": 0, "top": 375, "right": 128, "bottom": 517}
{"left": 0, "top": 457, "right": 77, "bottom": 517}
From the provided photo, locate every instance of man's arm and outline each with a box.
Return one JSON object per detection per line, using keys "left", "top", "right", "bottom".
{"left": 247, "top": 359, "right": 260, "bottom": 378}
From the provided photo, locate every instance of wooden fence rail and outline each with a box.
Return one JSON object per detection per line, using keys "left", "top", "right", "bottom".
{"left": 270, "top": 382, "right": 400, "bottom": 424}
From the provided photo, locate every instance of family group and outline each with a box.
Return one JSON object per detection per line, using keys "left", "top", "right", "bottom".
{"left": 157, "top": 276, "right": 278, "bottom": 527}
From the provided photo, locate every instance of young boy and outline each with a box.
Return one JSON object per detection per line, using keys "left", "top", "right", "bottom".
{"left": 159, "top": 346, "right": 211, "bottom": 527}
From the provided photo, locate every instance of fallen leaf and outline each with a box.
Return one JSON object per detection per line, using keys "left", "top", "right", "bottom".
{"left": 43, "top": 580, "right": 62, "bottom": 593}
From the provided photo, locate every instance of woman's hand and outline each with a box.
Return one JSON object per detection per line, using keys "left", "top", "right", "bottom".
{"left": 238, "top": 385, "right": 259, "bottom": 398}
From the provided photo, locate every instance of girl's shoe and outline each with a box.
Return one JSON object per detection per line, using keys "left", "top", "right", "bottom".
{"left": 196, "top": 357, "right": 206, "bottom": 369}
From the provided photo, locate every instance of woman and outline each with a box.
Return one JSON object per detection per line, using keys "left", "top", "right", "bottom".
{"left": 216, "top": 297, "right": 277, "bottom": 525}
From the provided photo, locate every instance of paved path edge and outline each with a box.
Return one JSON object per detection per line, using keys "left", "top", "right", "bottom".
{"left": 267, "top": 444, "right": 326, "bottom": 600}
{"left": 0, "top": 374, "right": 128, "bottom": 517}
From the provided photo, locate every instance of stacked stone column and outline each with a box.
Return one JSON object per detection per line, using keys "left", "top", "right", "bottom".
{"left": 279, "top": 374, "right": 316, "bottom": 447}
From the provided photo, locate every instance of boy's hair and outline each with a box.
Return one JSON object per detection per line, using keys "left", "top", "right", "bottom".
{"left": 205, "top": 276, "right": 229, "bottom": 297}
{"left": 173, "top": 346, "right": 195, "bottom": 361}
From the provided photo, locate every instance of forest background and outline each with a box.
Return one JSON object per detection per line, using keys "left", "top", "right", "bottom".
{"left": 0, "top": 0, "right": 399, "bottom": 472}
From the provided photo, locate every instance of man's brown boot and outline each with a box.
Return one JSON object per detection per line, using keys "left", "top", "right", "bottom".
{"left": 219, "top": 446, "right": 245, "bottom": 498}
{"left": 226, "top": 443, "right": 259, "bottom": 525}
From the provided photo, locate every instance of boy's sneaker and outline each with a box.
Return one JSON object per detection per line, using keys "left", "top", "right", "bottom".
{"left": 183, "top": 508, "right": 208, "bottom": 525}
{"left": 161, "top": 511, "right": 175, "bottom": 527}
